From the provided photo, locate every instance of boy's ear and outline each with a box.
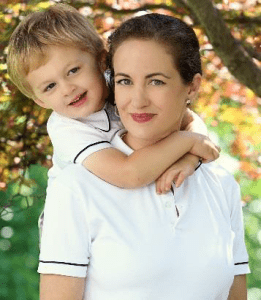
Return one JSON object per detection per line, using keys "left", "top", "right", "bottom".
{"left": 33, "top": 98, "right": 50, "bottom": 109}
{"left": 98, "top": 49, "right": 108, "bottom": 73}
{"left": 187, "top": 73, "right": 202, "bottom": 100}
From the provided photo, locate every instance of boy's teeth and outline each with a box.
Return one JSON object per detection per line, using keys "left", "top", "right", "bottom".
{"left": 71, "top": 94, "right": 82, "bottom": 104}
{"left": 69, "top": 92, "right": 86, "bottom": 105}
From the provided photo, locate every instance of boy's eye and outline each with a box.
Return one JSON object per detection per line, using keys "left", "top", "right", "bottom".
{"left": 68, "top": 67, "right": 80, "bottom": 75}
{"left": 150, "top": 79, "right": 165, "bottom": 86}
{"left": 44, "top": 82, "right": 56, "bottom": 92}
{"left": 115, "top": 79, "right": 132, "bottom": 86}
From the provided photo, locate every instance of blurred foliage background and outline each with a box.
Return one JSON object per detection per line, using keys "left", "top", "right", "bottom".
{"left": 0, "top": 0, "right": 260, "bottom": 299}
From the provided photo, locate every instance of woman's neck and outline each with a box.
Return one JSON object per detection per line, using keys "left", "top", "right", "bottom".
{"left": 122, "top": 132, "right": 164, "bottom": 150}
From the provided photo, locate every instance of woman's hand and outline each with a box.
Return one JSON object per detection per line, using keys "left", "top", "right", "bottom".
{"left": 156, "top": 154, "right": 199, "bottom": 194}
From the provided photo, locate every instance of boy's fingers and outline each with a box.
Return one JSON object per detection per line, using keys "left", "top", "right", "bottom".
{"left": 164, "top": 170, "right": 179, "bottom": 191}
{"left": 175, "top": 173, "right": 185, "bottom": 188}
{"left": 156, "top": 178, "right": 162, "bottom": 194}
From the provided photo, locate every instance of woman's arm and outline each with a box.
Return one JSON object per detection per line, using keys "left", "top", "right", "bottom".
{"left": 40, "top": 274, "right": 85, "bottom": 300}
{"left": 227, "top": 275, "right": 247, "bottom": 300}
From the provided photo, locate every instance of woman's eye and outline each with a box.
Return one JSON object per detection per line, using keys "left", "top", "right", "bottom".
{"left": 68, "top": 67, "right": 80, "bottom": 75}
{"left": 44, "top": 82, "right": 56, "bottom": 92}
{"left": 116, "top": 79, "right": 132, "bottom": 86}
{"left": 150, "top": 79, "right": 165, "bottom": 86}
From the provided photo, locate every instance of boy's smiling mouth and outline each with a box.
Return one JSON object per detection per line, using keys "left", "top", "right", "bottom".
{"left": 69, "top": 92, "right": 87, "bottom": 106}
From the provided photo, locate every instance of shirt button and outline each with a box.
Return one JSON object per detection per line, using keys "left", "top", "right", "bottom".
{"left": 170, "top": 222, "right": 176, "bottom": 232}
{"left": 165, "top": 201, "right": 172, "bottom": 208}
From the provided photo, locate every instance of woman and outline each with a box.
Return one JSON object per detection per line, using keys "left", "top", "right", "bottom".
{"left": 38, "top": 14, "right": 249, "bottom": 299}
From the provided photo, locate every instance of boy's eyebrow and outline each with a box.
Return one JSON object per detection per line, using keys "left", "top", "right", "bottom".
{"left": 37, "top": 80, "right": 52, "bottom": 90}
{"left": 37, "top": 61, "right": 80, "bottom": 90}
{"left": 114, "top": 72, "right": 171, "bottom": 79}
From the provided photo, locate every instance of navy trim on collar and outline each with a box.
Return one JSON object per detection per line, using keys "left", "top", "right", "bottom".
{"left": 94, "top": 109, "right": 111, "bottom": 132}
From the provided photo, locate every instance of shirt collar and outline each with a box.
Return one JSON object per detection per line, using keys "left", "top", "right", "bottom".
{"left": 111, "top": 129, "right": 134, "bottom": 156}
{"left": 77, "top": 104, "right": 110, "bottom": 132}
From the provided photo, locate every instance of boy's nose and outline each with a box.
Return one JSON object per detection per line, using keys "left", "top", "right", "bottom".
{"left": 63, "top": 81, "right": 76, "bottom": 96}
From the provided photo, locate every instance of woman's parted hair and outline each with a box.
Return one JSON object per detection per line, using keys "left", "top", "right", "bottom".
{"left": 107, "top": 13, "right": 202, "bottom": 85}
{"left": 7, "top": 4, "right": 105, "bottom": 99}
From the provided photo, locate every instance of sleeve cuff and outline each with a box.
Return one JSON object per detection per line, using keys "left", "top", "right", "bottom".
{"left": 234, "top": 262, "right": 251, "bottom": 275}
{"left": 195, "top": 158, "right": 203, "bottom": 171}
{"left": 38, "top": 260, "right": 88, "bottom": 278}
{"left": 74, "top": 141, "right": 112, "bottom": 164}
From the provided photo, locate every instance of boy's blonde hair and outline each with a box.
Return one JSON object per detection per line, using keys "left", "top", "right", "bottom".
{"left": 7, "top": 4, "right": 105, "bottom": 99}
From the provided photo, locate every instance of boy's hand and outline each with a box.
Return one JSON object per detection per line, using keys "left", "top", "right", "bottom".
{"left": 156, "top": 154, "right": 199, "bottom": 194}
{"left": 189, "top": 133, "right": 220, "bottom": 163}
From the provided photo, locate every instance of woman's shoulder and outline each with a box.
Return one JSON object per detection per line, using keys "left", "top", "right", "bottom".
{"left": 47, "top": 164, "right": 92, "bottom": 195}
{"left": 198, "top": 162, "right": 241, "bottom": 208}
{"left": 201, "top": 162, "right": 239, "bottom": 190}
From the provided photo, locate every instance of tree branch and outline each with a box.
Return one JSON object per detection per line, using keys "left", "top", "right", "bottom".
{"left": 73, "top": 1, "right": 183, "bottom": 16}
{"left": 224, "top": 14, "right": 261, "bottom": 25}
{"left": 184, "top": 0, "right": 261, "bottom": 97}
{"left": 241, "top": 39, "right": 261, "bottom": 62}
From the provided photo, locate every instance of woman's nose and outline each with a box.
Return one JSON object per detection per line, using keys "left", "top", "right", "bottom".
{"left": 131, "top": 87, "right": 149, "bottom": 108}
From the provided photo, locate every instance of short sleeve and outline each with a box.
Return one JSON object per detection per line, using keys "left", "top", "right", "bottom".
{"left": 223, "top": 172, "right": 250, "bottom": 275}
{"left": 38, "top": 170, "right": 90, "bottom": 277}
{"left": 47, "top": 112, "right": 113, "bottom": 168}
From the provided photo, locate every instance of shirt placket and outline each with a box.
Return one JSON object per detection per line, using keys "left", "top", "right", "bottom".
{"left": 160, "top": 184, "right": 179, "bottom": 233}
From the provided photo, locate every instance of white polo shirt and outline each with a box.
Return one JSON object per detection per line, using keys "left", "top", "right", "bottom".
{"left": 47, "top": 102, "right": 122, "bottom": 179}
{"left": 38, "top": 130, "right": 250, "bottom": 300}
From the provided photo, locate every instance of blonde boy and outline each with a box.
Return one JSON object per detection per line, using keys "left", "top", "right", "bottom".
{"left": 7, "top": 4, "right": 219, "bottom": 193}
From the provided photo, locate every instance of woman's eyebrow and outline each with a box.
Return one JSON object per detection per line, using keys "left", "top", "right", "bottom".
{"left": 146, "top": 73, "right": 171, "bottom": 79}
{"left": 114, "top": 73, "right": 130, "bottom": 78}
{"left": 115, "top": 72, "right": 171, "bottom": 78}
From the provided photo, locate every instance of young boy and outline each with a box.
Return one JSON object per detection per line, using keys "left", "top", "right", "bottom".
{"left": 7, "top": 4, "right": 219, "bottom": 194}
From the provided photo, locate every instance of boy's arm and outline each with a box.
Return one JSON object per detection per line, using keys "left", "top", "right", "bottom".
{"left": 156, "top": 153, "right": 201, "bottom": 193}
{"left": 83, "top": 130, "right": 219, "bottom": 188}
{"left": 181, "top": 108, "right": 209, "bottom": 136}
{"left": 155, "top": 109, "right": 213, "bottom": 192}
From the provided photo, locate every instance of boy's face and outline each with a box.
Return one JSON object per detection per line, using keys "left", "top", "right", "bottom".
{"left": 27, "top": 45, "right": 107, "bottom": 118}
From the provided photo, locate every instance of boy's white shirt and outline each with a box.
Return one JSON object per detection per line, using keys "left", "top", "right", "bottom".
{"left": 47, "top": 102, "right": 123, "bottom": 180}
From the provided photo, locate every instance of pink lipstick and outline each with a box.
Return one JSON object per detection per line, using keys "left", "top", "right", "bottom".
{"left": 131, "top": 113, "right": 155, "bottom": 123}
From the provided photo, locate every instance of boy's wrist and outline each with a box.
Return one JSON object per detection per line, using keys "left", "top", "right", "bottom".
{"left": 195, "top": 157, "right": 203, "bottom": 171}
{"left": 180, "top": 153, "right": 202, "bottom": 171}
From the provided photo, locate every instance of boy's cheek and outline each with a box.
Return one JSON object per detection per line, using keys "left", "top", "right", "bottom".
{"left": 33, "top": 97, "right": 50, "bottom": 109}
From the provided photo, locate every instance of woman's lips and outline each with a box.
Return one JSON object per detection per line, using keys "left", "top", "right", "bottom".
{"left": 131, "top": 113, "right": 155, "bottom": 123}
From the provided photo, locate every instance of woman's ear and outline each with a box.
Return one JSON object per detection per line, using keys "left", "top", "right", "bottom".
{"left": 98, "top": 49, "right": 108, "bottom": 73}
{"left": 187, "top": 73, "right": 202, "bottom": 101}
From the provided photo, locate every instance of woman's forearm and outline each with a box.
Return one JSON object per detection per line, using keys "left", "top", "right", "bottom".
{"left": 227, "top": 275, "right": 247, "bottom": 300}
{"left": 40, "top": 274, "right": 85, "bottom": 300}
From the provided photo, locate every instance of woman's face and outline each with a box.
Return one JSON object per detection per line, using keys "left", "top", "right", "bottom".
{"left": 113, "top": 39, "right": 199, "bottom": 149}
